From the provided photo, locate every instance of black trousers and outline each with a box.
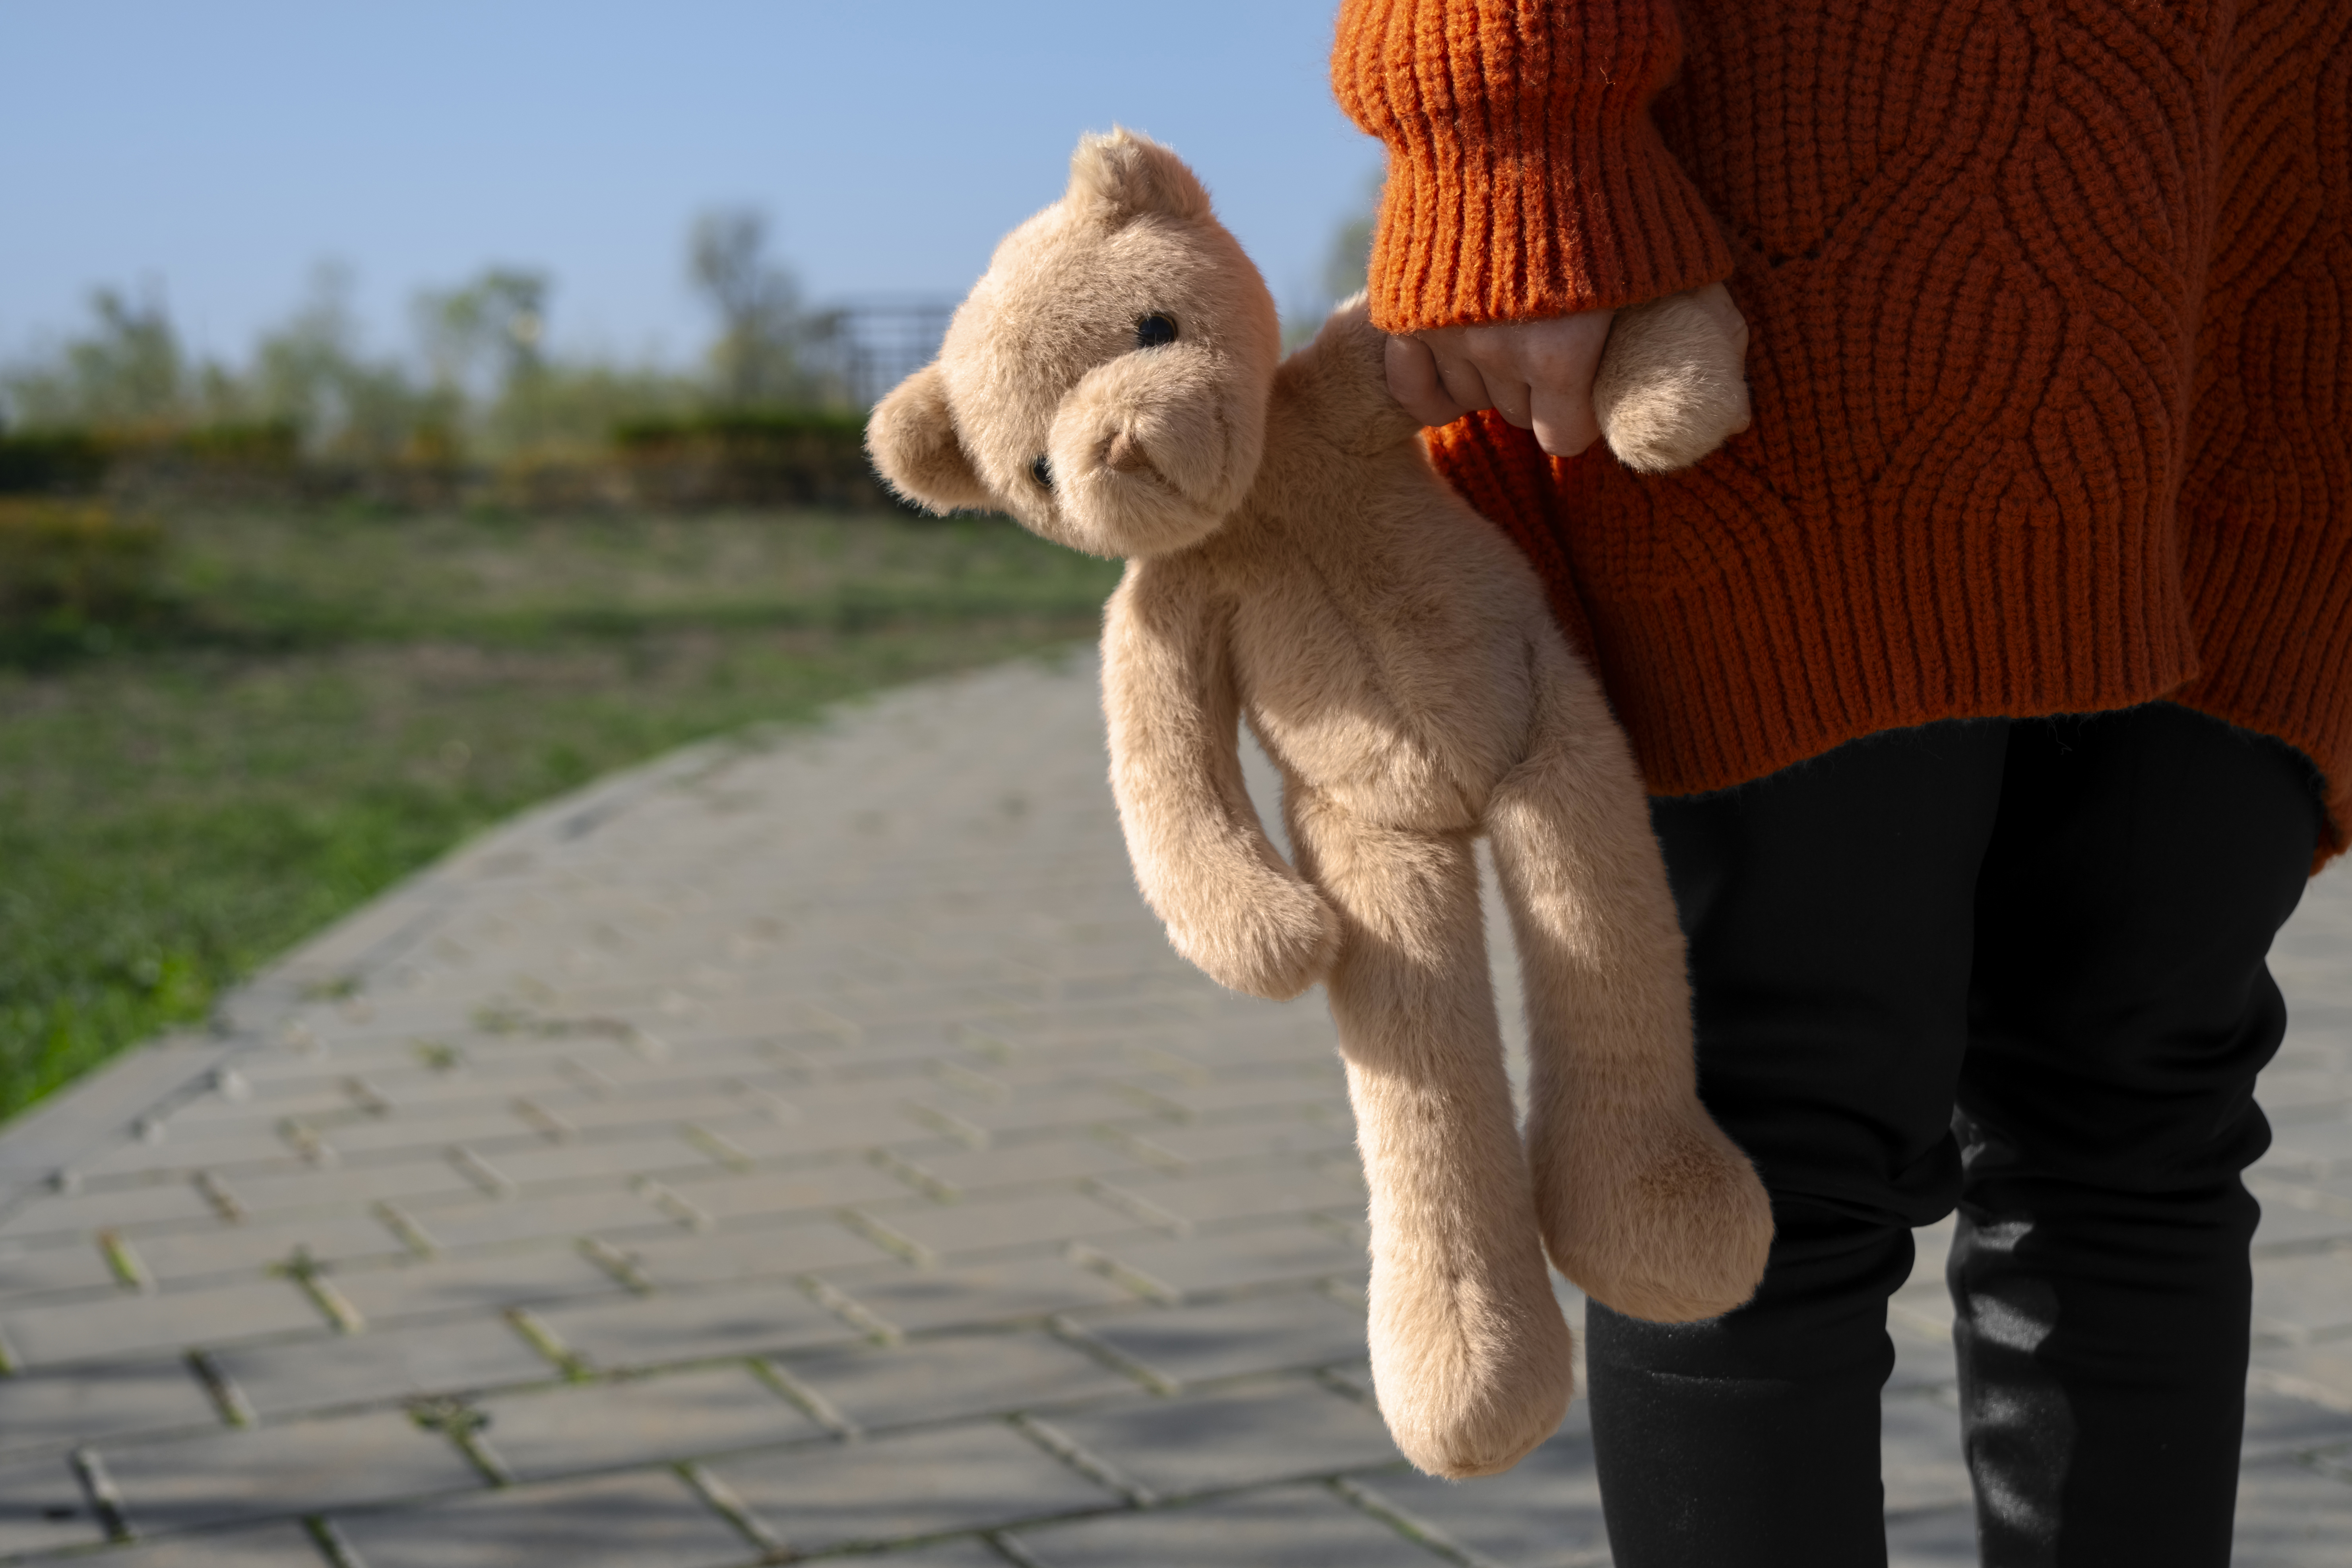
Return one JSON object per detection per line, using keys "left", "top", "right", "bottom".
{"left": 1586, "top": 703, "right": 2324, "bottom": 1567}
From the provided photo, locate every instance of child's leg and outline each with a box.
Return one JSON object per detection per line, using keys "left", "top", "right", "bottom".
{"left": 1586, "top": 720, "right": 2012, "bottom": 1568}
{"left": 1955, "top": 703, "right": 2321, "bottom": 1567}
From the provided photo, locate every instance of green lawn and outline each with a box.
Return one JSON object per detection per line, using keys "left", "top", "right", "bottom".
{"left": 0, "top": 504, "right": 1121, "bottom": 1121}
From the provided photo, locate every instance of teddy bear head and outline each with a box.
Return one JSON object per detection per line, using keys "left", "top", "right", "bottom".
{"left": 867, "top": 129, "right": 1282, "bottom": 558}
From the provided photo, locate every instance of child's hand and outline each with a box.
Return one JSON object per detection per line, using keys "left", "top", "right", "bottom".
{"left": 1385, "top": 309, "right": 1615, "bottom": 456}
{"left": 1385, "top": 283, "right": 1748, "bottom": 459}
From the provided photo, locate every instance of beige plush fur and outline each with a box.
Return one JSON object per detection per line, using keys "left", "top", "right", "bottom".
{"left": 869, "top": 129, "right": 1772, "bottom": 1480}
{"left": 1590, "top": 289, "right": 1753, "bottom": 473}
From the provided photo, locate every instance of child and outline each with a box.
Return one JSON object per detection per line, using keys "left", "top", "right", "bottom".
{"left": 1332, "top": 2, "right": 2351, "bottom": 1562}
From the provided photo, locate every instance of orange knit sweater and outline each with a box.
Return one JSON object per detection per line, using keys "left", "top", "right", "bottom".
{"left": 1333, "top": 0, "right": 2352, "bottom": 865}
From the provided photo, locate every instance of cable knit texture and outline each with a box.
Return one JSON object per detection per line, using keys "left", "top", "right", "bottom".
{"left": 1335, "top": 0, "right": 2352, "bottom": 864}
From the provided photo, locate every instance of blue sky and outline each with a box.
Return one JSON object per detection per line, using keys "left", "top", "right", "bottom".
{"left": 0, "top": 1, "right": 1383, "bottom": 370}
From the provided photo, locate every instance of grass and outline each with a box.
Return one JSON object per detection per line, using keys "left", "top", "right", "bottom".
{"left": 0, "top": 503, "right": 1123, "bottom": 1122}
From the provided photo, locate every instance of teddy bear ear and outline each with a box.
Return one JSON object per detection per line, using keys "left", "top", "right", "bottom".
{"left": 1066, "top": 126, "right": 1213, "bottom": 226}
{"left": 866, "top": 363, "right": 993, "bottom": 515}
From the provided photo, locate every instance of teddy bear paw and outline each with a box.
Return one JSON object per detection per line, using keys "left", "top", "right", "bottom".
{"left": 1538, "top": 1109, "right": 1774, "bottom": 1324}
{"left": 1594, "top": 285, "right": 1753, "bottom": 473}
{"left": 1170, "top": 882, "right": 1341, "bottom": 1001}
{"left": 1366, "top": 1261, "right": 1576, "bottom": 1479}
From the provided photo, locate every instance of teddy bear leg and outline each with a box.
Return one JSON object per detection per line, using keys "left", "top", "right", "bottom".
{"left": 1485, "top": 666, "right": 1774, "bottom": 1324}
{"left": 1286, "top": 789, "right": 1575, "bottom": 1479}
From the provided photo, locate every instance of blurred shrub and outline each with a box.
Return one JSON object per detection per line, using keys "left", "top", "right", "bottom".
{"left": 0, "top": 421, "right": 313, "bottom": 507}
{"left": 0, "top": 430, "right": 110, "bottom": 494}
{"left": 109, "top": 419, "right": 308, "bottom": 505}
{"left": 613, "top": 409, "right": 885, "bottom": 509}
{"left": 0, "top": 499, "right": 168, "bottom": 639}
{"left": 0, "top": 411, "right": 892, "bottom": 515}
{"left": 169, "top": 419, "right": 301, "bottom": 466}
{"left": 484, "top": 361, "right": 696, "bottom": 462}
{"left": 612, "top": 408, "right": 868, "bottom": 449}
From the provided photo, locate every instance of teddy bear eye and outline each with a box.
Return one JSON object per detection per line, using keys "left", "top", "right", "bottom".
{"left": 1030, "top": 455, "right": 1053, "bottom": 490}
{"left": 1136, "top": 314, "right": 1178, "bottom": 349}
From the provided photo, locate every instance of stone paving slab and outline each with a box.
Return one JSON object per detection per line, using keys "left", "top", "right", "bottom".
{"left": 773, "top": 1327, "right": 1136, "bottom": 1433}
{"left": 525, "top": 1278, "right": 865, "bottom": 1370}
{"left": 1025, "top": 1376, "right": 1402, "bottom": 1502}
{"left": 702, "top": 1420, "right": 1122, "bottom": 1554}
{"left": 0, "top": 650, "right": 2346, "bottom": 1565}
{"left": 96, "top": 1408, "right": 486, "bottom": 1534}
{"left": 3, "top": 1522, "right": 325, "bottom": 1568}
{"left": 0, "top": 1456, "right": 103, "bottom": 1558}
{"left": 0, "top": 1362, "right": 219, "bottom": 1461}
{"left": 0, "top": 1277, "right": 328, "bottom": 1370}
{"left": 1066, "top": 1285, "right": 1369, "bottom": 1391}
{"left": 813, "top": 1255, "right": 1138, "bottom": 1338}
{"left": 209, "top": 1315, "right": 560, "bottom": 1419}
{"left": 1346, "top": 1405, "right": 1609, "bottom": 1568}
{"left": 1009, "top": 1482, "right": 1447, "bottom": 1566}
{"left": 626, "top": 1213, "right": 892, "bottom": 1282}
{"left": 469, "top": 1364, "right": 822, "bottom": 1480}
{"left": 331, "top": 1469, "right": 752, "bottom": 1567}
{"left": 324, "top": 1244, "right": 626, "bottom": 1326}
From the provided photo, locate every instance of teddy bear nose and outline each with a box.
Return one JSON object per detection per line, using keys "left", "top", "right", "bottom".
{"left": 1105, "top": 431, "right": 1155, "bottom": 475}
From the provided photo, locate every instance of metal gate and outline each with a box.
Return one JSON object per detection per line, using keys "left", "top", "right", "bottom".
{"left": 815, "top": 298, "right": 958, "bottom": 408}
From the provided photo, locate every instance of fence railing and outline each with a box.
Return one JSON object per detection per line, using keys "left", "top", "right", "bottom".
{"left": 811, "top": 298, "right": 958, "bottom": 408}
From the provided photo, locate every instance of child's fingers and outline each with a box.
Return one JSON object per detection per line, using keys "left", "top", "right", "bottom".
{"left": 1504, "top": 311, "right": 1615, "bottom": 393}
{"left": 1428, "top": 340, "right": 1499, "bottom": 421}
{"left": 1445, "top": 324, "right": 1523, "bottom": 424}
{"left": 1499, "top": 316, "right": 1612, "bottom": 455}
{"left": 1473, "top": 371, "right": 1533, "bottom": 428}
{"left": 1526, "top": 382, "right": 1602, "bottom": 457}
{"left": 1384, "top": 333, "right": 1473, "bottom": 426}
{"left": 1386, "top": 312, "right": 1614, "bottom": 446}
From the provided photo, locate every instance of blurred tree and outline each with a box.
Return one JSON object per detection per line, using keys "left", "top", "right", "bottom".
{"left": 691, "top": 209, "right": 818, "bottom": 407}
{"left": 415, "top": 269, "right": 551, "bottom": 403}
{"left": 1283, "top": 171, "right": 1384, "bottom": 350}
{"left": 1, "top": 285, "right": 189, "bottom": 430}
{"left": 0, "top": 231, "right": 824, "bottom": 467}
{"left": 245, "top": 264, "right": 438, "bottom": 460}
{"left": 489, "top": 358, "right": 696, "bottom": 460}
{"left": 1322, "top": 178, "right": 1379, "bottom": 304}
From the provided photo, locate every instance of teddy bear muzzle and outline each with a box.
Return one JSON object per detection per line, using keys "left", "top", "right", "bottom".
{"left": 1043, "top": 349, "right": 1266, "bottom": 558}
{"left": 1103, "top": 429, "right": 1155, "bottom": 476}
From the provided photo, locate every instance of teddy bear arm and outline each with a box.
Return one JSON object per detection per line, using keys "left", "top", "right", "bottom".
{"left": 1101, "top": 574, "right": 1340, "bottom": 1001}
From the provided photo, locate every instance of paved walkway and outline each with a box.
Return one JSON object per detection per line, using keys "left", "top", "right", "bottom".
{"left": 2, "top": 649, "right": 2349, "bottom": 1567}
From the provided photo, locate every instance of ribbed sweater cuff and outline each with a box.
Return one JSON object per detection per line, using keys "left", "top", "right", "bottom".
{"left": 1333, "top": 0, "right": 1736, "bottom": 332}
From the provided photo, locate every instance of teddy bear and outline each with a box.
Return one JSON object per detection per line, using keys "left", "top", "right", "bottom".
{"left": 866, "top": 128, "right": 1773, "bottom": 1480}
